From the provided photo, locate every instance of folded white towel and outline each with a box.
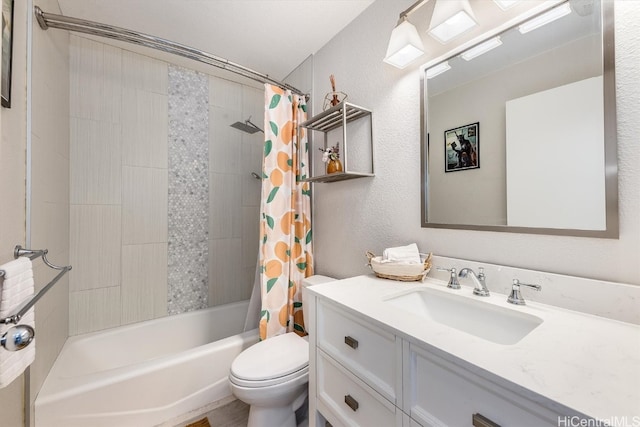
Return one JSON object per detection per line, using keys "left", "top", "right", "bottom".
{"left": 382, "top": 243, "right": 421, "bottom": 264}
{"left": 0, "top": 257, "right": 31, "bottom": 278}
{"left": 0, "top": 258, "right": 36, "bottom": 388}
{"left": 0, "top": 279, "right": 34, "bottom": 315}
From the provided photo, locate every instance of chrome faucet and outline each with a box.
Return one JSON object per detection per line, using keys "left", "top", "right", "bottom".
{"left": 436, "top": 267, "right": 461, "bottom": 289}
{"left": 507, "top": 279, "right": 541, "bottom": 305}
{"left": 458, "top": 267, "right": 490, "bottom": 296}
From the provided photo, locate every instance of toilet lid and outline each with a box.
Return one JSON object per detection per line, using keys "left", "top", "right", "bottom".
{"left": 231, "top": 332, "right": 309, "bottom": 381}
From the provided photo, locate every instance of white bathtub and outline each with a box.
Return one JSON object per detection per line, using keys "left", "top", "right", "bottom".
{"left": 35, "top": 301, "right": 259, "bottom": 427}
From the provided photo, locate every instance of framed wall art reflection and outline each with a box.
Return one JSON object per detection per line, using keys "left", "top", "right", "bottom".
{"left": 445, "top": 122, "right": 479, "bottom": 172}
{"left": 2, "top": 0, "right": 14, "bottom": 108}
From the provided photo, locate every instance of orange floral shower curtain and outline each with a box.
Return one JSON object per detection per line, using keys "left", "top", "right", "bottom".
{"left": 259, "top": 84, "right": 313, "bottom": 340}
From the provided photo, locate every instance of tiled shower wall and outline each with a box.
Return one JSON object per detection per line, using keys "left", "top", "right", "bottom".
{"left": 69, "top": 35, "right": 262, "bottom": 335}
{"left": 167, "top": 66, "right": 209, "bottom": 315}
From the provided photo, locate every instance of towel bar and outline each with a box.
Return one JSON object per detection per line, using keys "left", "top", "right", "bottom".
{"left": 0, "top": 245, "right": 72, "bottom": 325}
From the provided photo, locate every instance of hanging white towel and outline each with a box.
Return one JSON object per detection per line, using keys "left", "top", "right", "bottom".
{"left": 0, "top": 257, "right": 36, "bottom": 388}
{"left": 382, "top": 243, "right": 421, "bottom": 264}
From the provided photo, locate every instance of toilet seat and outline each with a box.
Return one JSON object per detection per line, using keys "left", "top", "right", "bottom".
{"left": 230, "top": 332, "right": 309, "bottom": 388}
{"left": 230, "top": 365, "right": 309, "bottom": 388}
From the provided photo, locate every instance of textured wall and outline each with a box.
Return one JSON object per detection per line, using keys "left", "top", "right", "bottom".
{"left": 0, "top": 1, "right": 30, "bottom": 424}
{"left": 310, "top": 0, "right": 640, "bottom": 286}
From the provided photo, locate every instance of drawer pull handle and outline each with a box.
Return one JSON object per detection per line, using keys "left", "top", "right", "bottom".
{"left": 344, "top": 336, "right": 359, "bottom": 349}
{"left": 472, "top": 413, "right": 501, "bottom": 427}
{"left": 344, "top": 394, "right": 359, "bottom": 412}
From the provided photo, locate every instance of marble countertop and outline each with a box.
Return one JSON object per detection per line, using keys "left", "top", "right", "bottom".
{"left": 308, "top": 274, "right": 640, "bottom": 421}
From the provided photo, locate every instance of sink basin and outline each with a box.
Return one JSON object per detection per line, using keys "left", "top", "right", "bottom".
{"left": 384, "top": 287, "right": 543, "bottom": 345}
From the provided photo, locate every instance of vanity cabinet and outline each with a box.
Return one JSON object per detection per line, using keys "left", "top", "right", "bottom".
{"left": 405, "top": 344, "right": 559, "bottom": 427}
{"left": 315, "top": 300, "right": 403, "bottom": 426}
{"left": 310, "top": 297, "right": 563, "bottom": 427}
{"left": 300, "top": 102, "right": 374, "bottom": 183}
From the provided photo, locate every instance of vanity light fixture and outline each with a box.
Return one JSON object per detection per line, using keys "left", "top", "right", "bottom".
{"left": 383, "top": 16, "right": 426, "bottom": 69}
{"left": 493, "top": 0, "right": 521, "bottom": 11}
{"left": 461, "top": 36, "right": 503, "bottom": 61}
{"left": 426, "top": 61, "right": 451, "bottom": 79}
{"left": 518, "top": 2, "right": 572, "bottom": 34}
{"left": 428, "top": 0, "right": 477, "bottom": 44}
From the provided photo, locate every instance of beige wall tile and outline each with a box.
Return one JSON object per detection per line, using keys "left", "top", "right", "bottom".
{"left": 122, "top": 89, "right": 168, "bottom": 168}
{"left": 241, "top": 139, "right": 263, "bottom": 207}
{"left": 210, "top": 77, "right": 242, "bottom": 110}
{"left": 69, "top": 287, "right": 121, "bottom": 335}
{"left": 240, "top": 266, "right": 256, "bottom": 301}
{"left": 102, "top": 44, "right": 123, "bottom": 124}
{"left": 30, "top": 201, "right": 70, "bottom": 260}
{"left": 242, "top": 85, "right": 265, "bottom": 125}
{"left": 70, "top": 36, "right": 122, "bottom": 122}
{"left": 30, "top": 133, "right": 70, "bottom": 213}
{"left": 241, "top": 206, "right": 260, "bottom": 268}
{"left": 122, "top": 50, "right": 168, "bottom": 94}
{"left": 122, "top": 166, "right": 168, "bottom": 245}
{"left": 208, "top": 238, "right": 242, "bottom": 306}
{"left": 209, "top": 172, "right": 242, "bottom": 239}
{"left": 70, "top": 118, "right": 122, "bottom": 205}
{"left": 70, "top": 205, "right": 121, "bottom": 291}
{"left": 121, "top": 243, "right": 168, "bottom": 324}
{"left": 209, "top": 107, "right": 242, "bottom": 174}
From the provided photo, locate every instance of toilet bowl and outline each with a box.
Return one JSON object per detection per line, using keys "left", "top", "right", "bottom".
{"left": 229, "top": 275, "right": 335, "bottom": 427}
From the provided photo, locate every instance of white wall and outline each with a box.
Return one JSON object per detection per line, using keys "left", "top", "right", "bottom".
{"left": 29, "top": 0, "right": 71, "bottom": 423}
{"left": 0, "top": 0, "right": 71, "bottom": 424}
{"left": 310, "top": 0, "right": 640, "bottom": 286}
{"left": 0, "top": 0, "right": 29, "bottom": 423}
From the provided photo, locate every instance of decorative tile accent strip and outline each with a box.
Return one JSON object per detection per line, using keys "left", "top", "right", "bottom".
{"left": 167, "top": 65, "right": 209, "bottom": 314}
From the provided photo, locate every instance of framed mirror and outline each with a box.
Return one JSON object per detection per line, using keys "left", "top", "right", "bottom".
{"left": 421, "top": 0, "right": 617, "bottom": 238}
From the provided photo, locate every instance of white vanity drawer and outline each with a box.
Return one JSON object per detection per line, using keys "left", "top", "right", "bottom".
{"left": 317, "top": 300, "right": 400, "bottom": 402}
{"left": 405, "top": 344, "right": 561, "bottom": 427}
{"left": 318, "top": 349, "right": 401, "bottom": 427}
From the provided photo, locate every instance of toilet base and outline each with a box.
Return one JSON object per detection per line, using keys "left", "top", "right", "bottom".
{"left": 246, "top": 389, "right": 308, "bottom": 427}
{"left": 248, "top": 405, "right": 295, "bottom": 427}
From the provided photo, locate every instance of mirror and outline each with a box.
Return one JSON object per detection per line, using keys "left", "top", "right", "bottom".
{"left": 421, "top": 0, "right": 617, "bottom": 238}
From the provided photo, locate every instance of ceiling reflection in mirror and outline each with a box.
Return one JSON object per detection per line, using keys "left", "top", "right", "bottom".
{"left": 421, "top": 0, "right": 618, "bottom": 238}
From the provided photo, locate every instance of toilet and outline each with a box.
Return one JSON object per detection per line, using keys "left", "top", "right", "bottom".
{"left": 229, "top": 275, "right": 335, "bottom": 427}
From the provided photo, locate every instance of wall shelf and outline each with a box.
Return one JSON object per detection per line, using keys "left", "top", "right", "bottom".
{"left": 301, "top": 101, "right": 374, "bottom": 183}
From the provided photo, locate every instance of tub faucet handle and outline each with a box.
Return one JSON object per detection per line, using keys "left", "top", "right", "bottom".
{"left": 507, "top": 279, "right": 541, "bottom": 305}
{"left": 436, "top": 267, "right": 461, "bottom": 289}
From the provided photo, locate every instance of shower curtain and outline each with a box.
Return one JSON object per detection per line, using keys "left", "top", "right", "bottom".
{"left": 258, "top": 84, "right": 313, "bottom": 340}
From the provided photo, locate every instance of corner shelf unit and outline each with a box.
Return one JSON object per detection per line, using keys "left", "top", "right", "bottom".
{"left": 301, "top": 102, "right": 374, "bottom": 183}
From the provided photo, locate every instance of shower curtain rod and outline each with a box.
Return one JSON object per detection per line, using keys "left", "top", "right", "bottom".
{"left": 34, "top": 6, "right": 308, "bottom": 98}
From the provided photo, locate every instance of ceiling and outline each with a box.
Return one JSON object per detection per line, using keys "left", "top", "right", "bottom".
{"left": 56, "top": 0, "right": 375, "bottom": 80}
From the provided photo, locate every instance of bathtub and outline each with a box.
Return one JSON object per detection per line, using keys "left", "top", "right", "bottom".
{"left": 35, "top": 300, "right": 259, "bottom": 427}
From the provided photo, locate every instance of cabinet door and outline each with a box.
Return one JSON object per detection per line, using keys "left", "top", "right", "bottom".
{"left": 318, "top": 301, "right": 401, "bottom": 403}
{"left": 318, "top": 349, "right": 402, "bottom": 427}
{"left": 405, "top": 344, "right": 561, "bottom": 427}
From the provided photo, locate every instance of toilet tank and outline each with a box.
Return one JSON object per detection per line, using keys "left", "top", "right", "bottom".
{"left": 301, "top": 275, "right": 335, "bottom": 334}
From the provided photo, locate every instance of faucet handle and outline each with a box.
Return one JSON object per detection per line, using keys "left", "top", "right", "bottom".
{"left": 507, "top": 279, "right": 541, "bottom": 305}
{"left": 436, "top": 267, "right": 461, "bottom": 289}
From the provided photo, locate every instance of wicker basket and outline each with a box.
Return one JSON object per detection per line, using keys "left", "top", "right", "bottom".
{"left": 366, "top": 251, "right": 432, "bottom": 282}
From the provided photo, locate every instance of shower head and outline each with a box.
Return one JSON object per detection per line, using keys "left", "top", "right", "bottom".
{"left": 230, "top": 117, "right": 264, "bottom": 134}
